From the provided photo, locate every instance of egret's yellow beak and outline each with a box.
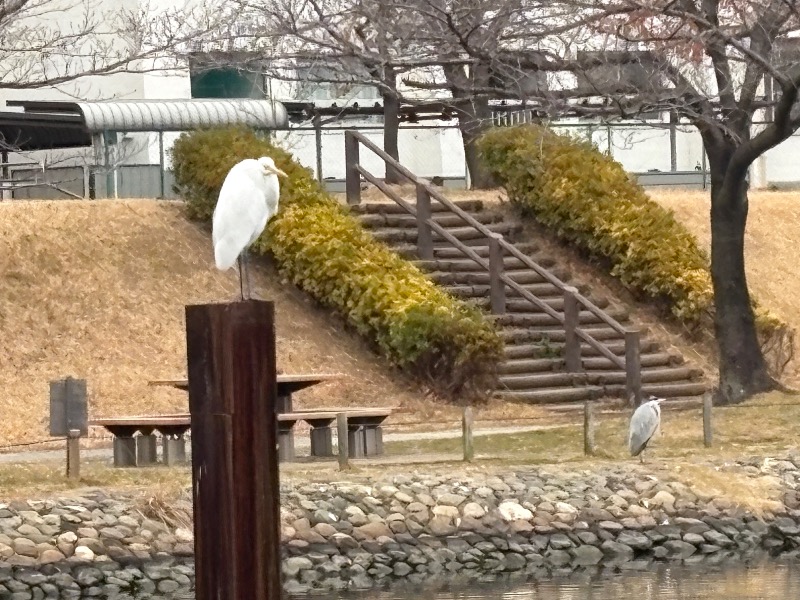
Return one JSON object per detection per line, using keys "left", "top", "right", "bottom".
{"left": 266, "top": 165, "right": 288, "bottom": 178}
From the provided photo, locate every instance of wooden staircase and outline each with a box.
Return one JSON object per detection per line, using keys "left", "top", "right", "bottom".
{"left": 343, "top": 132, "right": 709, "bottom": 404}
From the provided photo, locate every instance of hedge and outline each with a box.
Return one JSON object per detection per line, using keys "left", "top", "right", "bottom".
{"left": 171, "top": 127, "right": 502, "bottom": 401}
{"left": 478, "top": 125, "right": 793, "bottom": 374}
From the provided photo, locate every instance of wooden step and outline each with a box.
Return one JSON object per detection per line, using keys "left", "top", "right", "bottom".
{"left": 499, "top": 372, "right": 587, "bottom": 390}
{"left": 441, "top": 269, "right": 573, "bottom": 290}
{"left": 446, "top": 282, "right": 590, "bottom": 299}
{"left": 424, "top": 260, "right": 558, "bottom": 276}
{"left": 370, "top": 222, "right": 521, "bottom": 244}
{"left": 496, "top": 386, "right": 606, "bottom": 403}
{"left": 349, "top": 199, "right": 484, "bottom": 214}
{"left": 604, "top": 381, "right": 710, "bottom": 398}
{"left": 491, "top": 309, "right": 629, "bottom": 328}
{"left": 358, "top": 211, "right": 504, "bottom": 228}
{"left": 581, "top": 352, "right": 683, "bottom": 370}
{"left": 500, "top": 337, "right": 660, "bottom": 356}
{"left": 432, "top": 242, "right": 540, "bottom": 259}
{"left": 586, "top": 367, "right": 703, "bottom": 385}
{"left": 498, "top": 352, "right": 680, "bottom": 374}
{"left": 499, "top": 327, "right": 635, "bottom": 344}
{"left": 499, "top": 358, "right": 565, "bottom": 374}
{"left": 499, "top": 300, "right": 621, "bottom": 316}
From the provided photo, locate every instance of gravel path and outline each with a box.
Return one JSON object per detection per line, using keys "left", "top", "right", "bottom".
{"left": 0, "top": 424, "right": 563, "bottom": 465}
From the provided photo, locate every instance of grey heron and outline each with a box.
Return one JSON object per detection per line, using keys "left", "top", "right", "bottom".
{"left": 628, "top": 395, "right": 664, "bottom": 463}
{"left": 212, "top": 156, "right": 287, "bottom": 300}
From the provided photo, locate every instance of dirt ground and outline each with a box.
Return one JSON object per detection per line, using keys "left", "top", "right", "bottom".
{"left": 0, "top": 199, "right": 557, "bottom": 449}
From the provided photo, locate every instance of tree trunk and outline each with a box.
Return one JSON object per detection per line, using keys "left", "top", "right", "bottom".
{"left": 456, "top": 96, "right": 495, "bottom": 189}
{"left": 383, "top": 87, "right": 402, "bottom": 184}
{"left": 708, "top": 145, "right": 777, "bottom": 404}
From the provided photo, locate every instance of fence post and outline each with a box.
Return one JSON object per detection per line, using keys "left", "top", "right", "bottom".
{"left": 583, "top": 402, "right": 596, "bottom": 456}
{"left": 462, "top": 406, "right": 474, "bottom": 462}
{"left": 416, "top": 184, "right": 434, "bottom": 260}
{"left": 66, "top": 429, "right": 80, "bottom": 480}
{"left": 344, "top": 131, "right": 361, "bottom": 206}
{"left": 337, "top": 413, "right": 350, "bottom": 470}
{"left": 185, "top": 300, "right": 280, "bottom": 600}
{"left": 563, "top": 287, "right": 581, "bottom": 372}
{"left": 625, "top": 329, "right": 642, "bottom": 406}
{"left": 488, "top": 233, "right": 506, "bottom": 314}
{"left": 703, "top": 393, "right": 713, "bottom": 447}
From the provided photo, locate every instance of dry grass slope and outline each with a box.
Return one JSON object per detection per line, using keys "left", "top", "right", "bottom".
{"left": 650, "top": 189, "right": 800, "bottom": 383}
{"left": 0, "top": 200, "right": 430, "bottom": 446}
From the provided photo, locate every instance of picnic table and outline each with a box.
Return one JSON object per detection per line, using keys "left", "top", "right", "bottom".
{"left": 91, "top": 374, "right": 393, "bottom": 466}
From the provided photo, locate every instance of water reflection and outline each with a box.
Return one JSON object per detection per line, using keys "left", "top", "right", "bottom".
{"left": 297, "top": 557, "right": 800, "bottom": 600}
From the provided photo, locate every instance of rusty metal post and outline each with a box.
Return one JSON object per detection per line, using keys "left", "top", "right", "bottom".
{"left": 563, "top": 287, "right": 581, "bottom": 372}
{"left": 185, "top": 300, "right": 279, "bottom": 600}
{"left": 625, "top": 329, "right": 642, "bottom": 406}
{"left": 415, "top": 183, "right": 434, "bottom": 260}
{"left": 344, "top": 131, "right": 361, "bottom": 205}
{"left": 488, "top": 233, "right": 506, "bottom": 314}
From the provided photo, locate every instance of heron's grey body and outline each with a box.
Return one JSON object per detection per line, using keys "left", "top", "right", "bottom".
{"left": 212, "top": 156, "right": 286, "bottom": 299}
{"left": 628, "top": 396, "right": 664, "bottom": 461}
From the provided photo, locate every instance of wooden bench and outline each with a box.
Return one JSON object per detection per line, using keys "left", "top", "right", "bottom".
{"left": 275, "top": 409, "right": 393, "bottom": 461}
{"left": 90, "top": 415, "right": 191, "bottom": 467}
{"left": 94, "top": 371, "right": 394, "bottom": 465}
{"left": 92, "top": 410, "right": 393, "bottom": 466}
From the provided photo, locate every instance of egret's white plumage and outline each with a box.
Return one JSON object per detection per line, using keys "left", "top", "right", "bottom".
{"left": 212, "top": 156, "right": 287, "bottom": 299}
{"left": 628, "top": 396, "right": 664, "bottom": 461}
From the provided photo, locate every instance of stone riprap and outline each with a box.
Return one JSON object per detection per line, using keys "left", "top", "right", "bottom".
{"left": 2, "top": 456, "right": 800, "bottom": 596}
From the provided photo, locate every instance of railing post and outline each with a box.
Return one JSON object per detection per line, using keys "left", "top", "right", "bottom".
{"left": 488, "top": 233, "right": 506, "bottom": 314}
{"left": 344, "top": 131, "right": 361, "bottom": 206}
{"left": 625, "top": 329, "right": 642, "bottom": 406}
{"left": 702, "top": 393, "right": 713, "bottom": 448}
{"left": 563, "top": 286, "right": 581, "bottom": 372}
{"left": 416, "top": 183, "right": 434, "bottom": 260}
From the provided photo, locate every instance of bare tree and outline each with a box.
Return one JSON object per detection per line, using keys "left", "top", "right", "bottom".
{"left": 0, "top": 0, "right": 229, "bottom": 91}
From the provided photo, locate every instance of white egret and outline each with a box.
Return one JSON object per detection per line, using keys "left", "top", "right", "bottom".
{"left": 212, "top": 156, "right": 288, "bottom": 300}
{"left": 628, "top": 395, "right": 664, "bottom": 463}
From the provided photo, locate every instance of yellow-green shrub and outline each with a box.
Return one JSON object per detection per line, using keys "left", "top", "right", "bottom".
{"left": 171, "top": 127, "right": 502, "bottom": 401}
{"left": 478, "top": 125, "right": 794, "bottom": 375}
{"left": 478, "top": 124, "right": 713, "bottom": 322}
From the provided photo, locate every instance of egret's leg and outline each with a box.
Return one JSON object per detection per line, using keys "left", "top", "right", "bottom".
{"left": 237, "top": 254, "right": 246, "bottom": 301}
{"left": 242, "top": 248, "right": 252, "bottom": 300}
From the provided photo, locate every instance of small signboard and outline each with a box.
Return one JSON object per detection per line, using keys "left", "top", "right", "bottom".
{"left": 49, "top": 377, "right": 88, "bottom": 437}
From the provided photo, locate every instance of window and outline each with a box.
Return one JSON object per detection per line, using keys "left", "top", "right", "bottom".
{"left": 189, "top": 53, "right": 266, "bottom": 99}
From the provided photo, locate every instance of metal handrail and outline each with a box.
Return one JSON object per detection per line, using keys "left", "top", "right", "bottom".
{"left": 345, "top": 130, "right": 642, "bottom": 402}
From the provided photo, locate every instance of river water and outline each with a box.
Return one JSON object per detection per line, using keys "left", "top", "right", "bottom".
{"left": 295, "top": 557, "right": 800, "bottom": 599}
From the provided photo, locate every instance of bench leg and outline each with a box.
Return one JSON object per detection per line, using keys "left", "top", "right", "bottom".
{"left": 310, "top": 425, "right": 334, "bottom": 457}
{"left": 113, "top": 437, "right": 137, "bottom": 467}
{"left": 278, "top": 427, "right": 295, "bottom": 463}
{"left": 136, "top": 434, "right": 158, "bottom": 466}
{"left": 364, "top": 426, "right": 384, "bottom": 456}
{"left": 348, "top": 425, "right": 366, "bottom": 459}
{"left": 163, "top": 436, "right": 187, "bottom": 466}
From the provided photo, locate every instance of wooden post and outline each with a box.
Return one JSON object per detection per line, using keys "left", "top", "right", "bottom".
{"left": 344, "top": 131, "right": 361, "bottom": 205}
{"left": 703, "top": 393, "right": 713, "bottom": 448}
{"left": 185, "top": 300, "right": 280, "bottom": 600}
{"left": 624, "top": 329, "right": 642, "bottom": 406}
{"left": 488, "top": 233, "right": 506, "bottom": 314}
{"left": 66, "top": 429, "right": 80, "bottom": 480}
{"left": 583, "top": 403, "right": 596, "bottom": 456}
{"left": 462, "top": 406, "right": 474, "bottom": 462}
{"left": 563, "top": 287, "right": 581, "bottom": 372}
{"left": 416, "top": 183, "right": 434, "bottom": 260}
{"left": 337, "top": 412, "right": 349, "bottom": 470}
{"left": 313, "top": 113, "right": 323, "bottom": 183}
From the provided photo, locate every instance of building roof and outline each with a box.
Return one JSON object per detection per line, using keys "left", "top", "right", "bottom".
{"left": 8, "top": 98, "right": 289, "bottom": 133}
{"left": 0, "top": 110, "right": 91, "bottom": 151}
